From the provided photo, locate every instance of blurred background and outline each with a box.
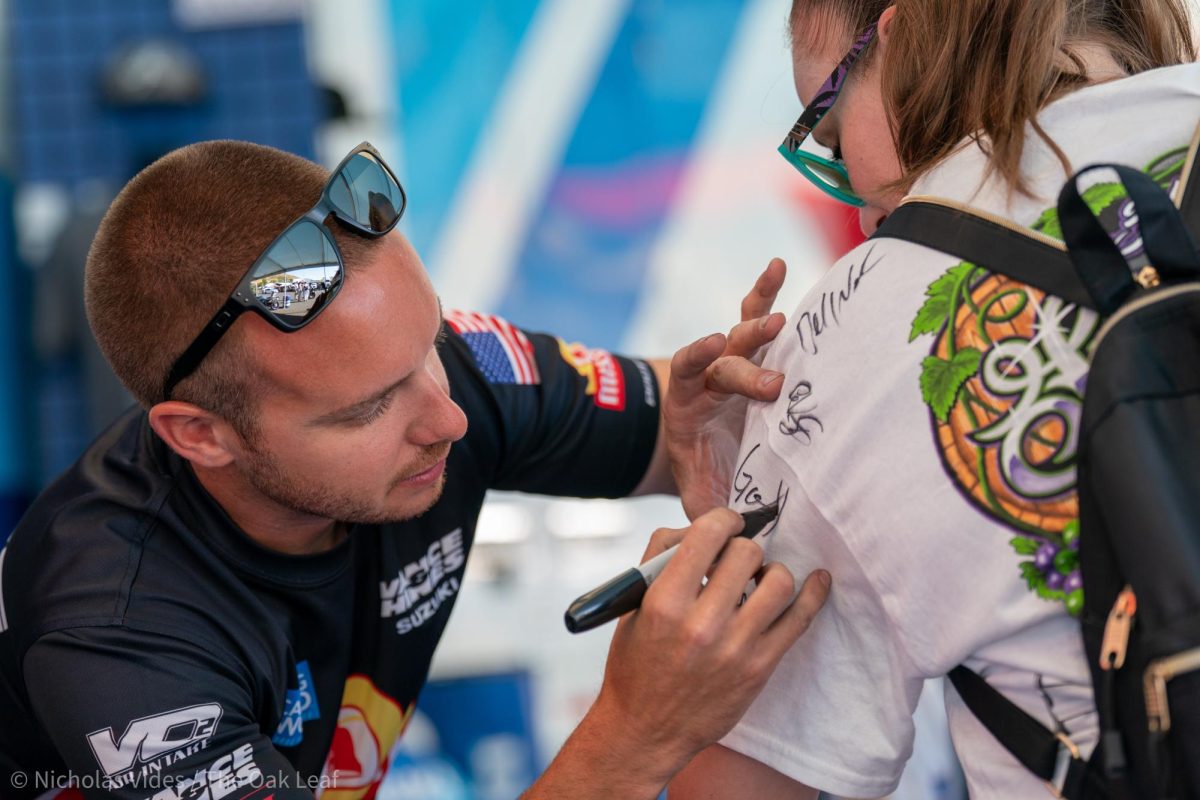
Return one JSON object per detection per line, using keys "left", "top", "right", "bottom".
{"left": 2, "top": 0, "right": 1193, "bottom": 798}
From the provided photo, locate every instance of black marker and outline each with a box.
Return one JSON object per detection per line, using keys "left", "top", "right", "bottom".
{"left": 564, "top": 503, "right": 780, "bottom": 634}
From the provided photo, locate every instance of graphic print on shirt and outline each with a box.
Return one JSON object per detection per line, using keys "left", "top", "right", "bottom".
{"left": 135, "top": 742, "right": 265, "bottom": 800}
{"left": 86, "top": 703, "right": 224, "bottom": 788}
{"left": 557, "top": 339, "right": 627, "bottom": 411}
{"left": 379, "top": 527, "right": 466, "bottom": 635}
{"left": 320, "top": 675, "right": 416, "bottom": 800}
{"left": 272, "top": 660, "right": 321, "bottom": 748}
{"left": 908, "top": 149, "right": 1188, "bottom": 616}
{"left": 445, "top": 310, "right": 541, "bottom": 385}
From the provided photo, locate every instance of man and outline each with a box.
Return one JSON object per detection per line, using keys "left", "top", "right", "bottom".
{"left": 0, "top": 140, "right": 828, "bottom": 799}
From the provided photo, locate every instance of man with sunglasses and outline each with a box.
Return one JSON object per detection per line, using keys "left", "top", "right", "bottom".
{"left": 0, "top": 140, "right": 829, "bottom": 799}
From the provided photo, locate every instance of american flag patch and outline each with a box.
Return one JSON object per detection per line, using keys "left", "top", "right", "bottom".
{"left": 445, "top": 310, "right": 541, "bottom": 385}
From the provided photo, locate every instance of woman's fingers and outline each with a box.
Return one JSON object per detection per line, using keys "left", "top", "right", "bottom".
{"left": 740, "top": 258, "right": 787, "bottom": 322}
{"left": 705, "top": 356, "right": 784, "bottom": 402}
{"left": 669, "top": 332, "right": 728, "bottom": 401}
{"left": 725, "top": 312, "right": 786, "bottom": 359}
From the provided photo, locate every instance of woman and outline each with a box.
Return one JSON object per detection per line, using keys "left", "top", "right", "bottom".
{"left": 665, "top": 1, "right": 1198, "bottom": 797}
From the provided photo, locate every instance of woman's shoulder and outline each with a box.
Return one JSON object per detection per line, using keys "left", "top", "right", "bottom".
{"left": 911, "top": 62, "right": 1200, "bottom": 221}
{"left": 772, "top": 235, "right": 966, "bottom": 375}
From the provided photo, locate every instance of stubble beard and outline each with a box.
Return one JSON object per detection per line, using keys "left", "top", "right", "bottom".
{"left": 240, "top": 442, "right": 450, "bottom": 525}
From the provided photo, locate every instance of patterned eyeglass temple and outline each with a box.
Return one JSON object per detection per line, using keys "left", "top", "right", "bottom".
{"left": 782, "top": 22, "right": 878, "bottom": 155}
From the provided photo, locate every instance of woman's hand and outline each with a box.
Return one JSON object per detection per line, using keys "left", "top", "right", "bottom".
{"left": 663, "top": 259, "right": 788, "bottom": 519}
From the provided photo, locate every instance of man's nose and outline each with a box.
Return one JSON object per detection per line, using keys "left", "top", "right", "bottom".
{"left": 414, "top": 381, "right": 468, "bottom": 446}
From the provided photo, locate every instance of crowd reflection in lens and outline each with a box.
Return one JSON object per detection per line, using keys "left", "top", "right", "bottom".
{"left": 249, "top": 219, "right": 343, "bottom": 325}
{"left": 253, "top": 275, "right": 334, "bottom": 321}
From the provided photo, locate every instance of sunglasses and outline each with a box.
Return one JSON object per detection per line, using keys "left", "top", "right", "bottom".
{"left": 778, "top": 22, "right": 877, "bottom": 207}
{"left": 162, "top": 141, "right": 407, "bottom": 401}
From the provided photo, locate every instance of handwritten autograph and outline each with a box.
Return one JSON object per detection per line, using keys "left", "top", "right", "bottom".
{"left": 779, "top": 381, "right": 823, "bottom": 445}
{"left": 732, "top": 443, "right": 791, "bottom": 539}
{"left": 795, "top": 244, "right": 884, "bottom": 356}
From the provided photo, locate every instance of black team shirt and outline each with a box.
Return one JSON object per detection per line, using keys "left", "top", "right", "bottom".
{"left": 0, "top": 315, "right": 660, "bottom": 799}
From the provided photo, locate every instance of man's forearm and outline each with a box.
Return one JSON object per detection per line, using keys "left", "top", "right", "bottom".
{"left": 521, "top": 701, "right": 681, "bottom": 800}
{"left": 670, "top": 744, "right": 819, "bottom": 799}
{"left": 523, "top": 508, "right": 830, "bottom": 800}
{"left": 631, "top": 358, "right": 677, "bottom": 496}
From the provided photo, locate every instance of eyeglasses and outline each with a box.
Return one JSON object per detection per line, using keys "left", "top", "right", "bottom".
{"left": 162, "top": 141, "right": 407, "bottom": 401}
{"left": 778, "top": 22, "right": 877, "bottom": 207}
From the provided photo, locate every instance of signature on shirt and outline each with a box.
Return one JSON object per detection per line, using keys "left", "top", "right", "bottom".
{"left": 779, "top": 380, "right": 823, "bottom": 445}
{"left": 732, "top": 443, "right": 790, "bottom": 538}
{"left": 795, "top": 245, "right": 884, "bottom": 356}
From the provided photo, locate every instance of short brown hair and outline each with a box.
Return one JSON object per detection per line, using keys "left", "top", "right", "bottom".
{"left": 85, "top": 140, "right": 380, "bottom": 433}
{"left": 790, "top": 0, "right": 1196, "bottom": 196}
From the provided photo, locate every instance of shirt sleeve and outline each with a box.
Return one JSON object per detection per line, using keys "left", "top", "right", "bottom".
{"left": 720, "top": 483, "right": 927, "bottom": 799}
{"left": 23, "top": 626, "right": 313, "bottom": 799}
{"left": 440, "top": 310, "right": 660, "bottom": 497}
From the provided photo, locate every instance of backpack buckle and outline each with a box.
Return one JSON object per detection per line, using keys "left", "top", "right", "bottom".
{"left": 1046, "top": 731, "right": 1081, "bottom": 798}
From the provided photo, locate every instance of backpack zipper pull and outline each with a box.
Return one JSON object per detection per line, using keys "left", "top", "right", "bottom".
{"left": 1135, "top": 265, "right": 1161, "bottom": 289}
{"left": 1100, "top": 586, "right": 1137, "bottom": 671}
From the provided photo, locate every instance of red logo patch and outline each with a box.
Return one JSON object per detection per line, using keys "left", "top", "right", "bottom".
{"left": 557, "top": 340, "right": 625, "bottom": 411}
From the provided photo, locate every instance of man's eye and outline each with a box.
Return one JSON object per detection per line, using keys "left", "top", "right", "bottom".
{"left": 831, "top": 145, "right": 844, "bottom": 162}
{"left": 355, "top": 395, "right": 394, "bottom": 426}
{"left": 435, "top": 326, "right": 449, "bottom": 347}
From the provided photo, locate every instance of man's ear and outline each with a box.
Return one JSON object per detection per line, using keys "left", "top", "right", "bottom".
{"left": 148, "top": 401, "right": 239, "bottom": 468}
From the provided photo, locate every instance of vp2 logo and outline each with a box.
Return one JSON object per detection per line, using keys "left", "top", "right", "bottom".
{"left": 86, "top": 703, "right": 223, "bottom": 777}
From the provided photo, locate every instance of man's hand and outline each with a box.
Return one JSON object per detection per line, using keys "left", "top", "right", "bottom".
{"left": 523, "top": 507, "right": 830, "bottom": 799}
{"left": 664, "top": 259, "right": 789, "bottom": 518}
{"left": 596, "top": 507, "right": 829, "bottom": 771}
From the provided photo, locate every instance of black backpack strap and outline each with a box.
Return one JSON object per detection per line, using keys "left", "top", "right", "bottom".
{"left": 949, "top": 666, "right": 1097, "bottom": 798}
{"left": 874, "top": 122, "right": 1200, "bottom": 308}
{"left": 872, "top": 200, "right": 1097, "bottom": 309}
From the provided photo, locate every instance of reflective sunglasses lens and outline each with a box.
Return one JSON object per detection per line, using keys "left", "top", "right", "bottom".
{"left": 800, "top": 162, "right": 865, "bottom": 206}
{"left": 800, "top": 158, "right": 852, "bottom": 191}
{"left": 791, "top": 139, "right": 850, "bottom": 188}
{"left": 778, "top": 144, "right": 862, "bottom": 206}
{"left": 250, "top": 219, "right": 343, "bottom": 327}
{"left": 327, "top": 151, "right": 406, "bottom": 233}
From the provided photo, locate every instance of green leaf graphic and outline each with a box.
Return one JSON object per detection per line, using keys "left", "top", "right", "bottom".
{"left": 1145, "top": 147, "right": 1187, "bottom": 187}
{"left": 1035, "top": 583, "right": 1066, "bottom": 602}
{"left": 1033, "top": 182, "right": 1129, "bottom": 241}
{"left": 1010, "top": 536, "right": 1040, "bottom": 556}
{"left": 1053, "top": 548, "right": 1078, "bottom": 576}
{"left": 1019, "top": 561, "right": 1043, "bottom": 590}
{"left": 919, "top": 348, "right": 982, "bottom": 423}
{"left": 909, "top": 262, "right": 977, "bottom": 342}
{"left": 1062, "top": 519, "right": 1080, "bottom": 549}
{"left": 1031, "top": 206, "right": 1058, "bottom": 237}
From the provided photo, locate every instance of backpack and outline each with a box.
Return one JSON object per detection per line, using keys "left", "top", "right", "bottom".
{"left": 872, "top": 127, "right": 1200, "bottom": 800}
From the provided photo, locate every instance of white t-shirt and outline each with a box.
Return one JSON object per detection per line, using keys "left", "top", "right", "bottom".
{"left": 721, "top": 63, "right": 1200, "bottom": 799}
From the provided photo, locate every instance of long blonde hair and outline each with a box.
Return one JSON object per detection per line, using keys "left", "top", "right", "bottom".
{"left": 791, "top": 0, "right": 1197, "bottom": 195}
